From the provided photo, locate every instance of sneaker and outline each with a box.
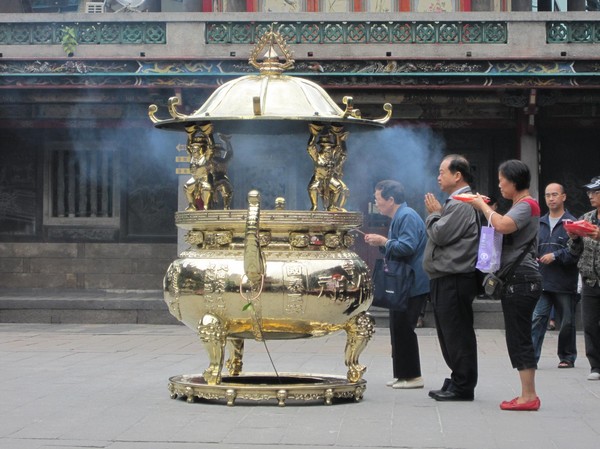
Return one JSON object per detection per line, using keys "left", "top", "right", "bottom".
{"left": 386, "top": 378, "right": 398, "bottom": 387}
{"left": 392, "top": 376, "right": 424, "bottom": 389}
{"left": 587, "top": 372, "right": 600, "bottom": 381}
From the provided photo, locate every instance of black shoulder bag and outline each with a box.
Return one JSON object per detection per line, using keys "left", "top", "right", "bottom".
{"left": 372, "top": 257, "right": 415, "bottom": 311}
{"left": 482, "top": 238, "right": 535, "bottom": 300}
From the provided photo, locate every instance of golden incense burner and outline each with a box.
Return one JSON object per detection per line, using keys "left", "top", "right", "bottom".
{"left": 149, "top": 29, "right": 391, "bottom": 406}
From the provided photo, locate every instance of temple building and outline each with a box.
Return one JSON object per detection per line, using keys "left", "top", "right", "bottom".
{"left": 1, "top": 1, "right": 599, "bottom": 298}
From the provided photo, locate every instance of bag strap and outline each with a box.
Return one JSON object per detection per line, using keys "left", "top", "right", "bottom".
{"left": 475, "top": 208, "right": 483, "bottom": 234}
{"left": 499, "top": 237, "right": 536, "bottom": 281}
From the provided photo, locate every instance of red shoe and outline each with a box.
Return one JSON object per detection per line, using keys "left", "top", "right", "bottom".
{"left": 500, "top": 397, "right": 540, "bottom": 411}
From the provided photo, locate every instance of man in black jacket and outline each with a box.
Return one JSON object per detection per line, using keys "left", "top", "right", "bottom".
{"left": 531, "top": 182, "right": 579, "bottom": 368}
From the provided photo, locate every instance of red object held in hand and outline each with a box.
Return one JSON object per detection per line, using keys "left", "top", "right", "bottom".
{"left": 452, "top": 193, "right": 490, "bottom": 203}
{"left": 563, "top": 219, "right": 598, "bottom": 237}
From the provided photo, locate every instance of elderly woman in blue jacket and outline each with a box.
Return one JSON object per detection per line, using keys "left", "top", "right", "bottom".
{"left": 364, "top": 180, "right": 430, "bottom": 389}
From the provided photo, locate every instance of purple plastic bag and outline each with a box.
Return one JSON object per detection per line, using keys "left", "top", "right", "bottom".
{"left": 476, "top": 224, "right": 503, "bottom": 273}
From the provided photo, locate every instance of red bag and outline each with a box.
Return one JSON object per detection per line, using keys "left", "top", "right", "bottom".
{"left": 563, "top": 219, "right": 598, "bottom": 237}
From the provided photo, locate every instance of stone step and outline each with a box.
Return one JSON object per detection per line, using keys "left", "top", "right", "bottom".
{"left": 0, "top": 289, "right": 178, "bottom": 325}
{"left": 0, "top": 288, "right": 523, "bottom": 329}
{"left": 370, "top": 298, "right": 584, "bottom": 331}
{"left": 368, "top": 299, "right": 508, "bottom": 330}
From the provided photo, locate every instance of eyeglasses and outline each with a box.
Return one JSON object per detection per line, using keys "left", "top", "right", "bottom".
{"left": 587, "top": 190, "right": 600, "bottom": 197}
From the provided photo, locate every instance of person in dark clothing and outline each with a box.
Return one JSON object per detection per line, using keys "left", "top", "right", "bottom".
{"left": 423, "top": 154, "right": 480, "bottom": 401}
{"left": 469, "top": 160, "right": 542, "bottom": 411}
{"left": 567, "top": 175, "right": 600, "bottom": 381}
{"left": 531, "top": 182, "right": 579, "bottom": 368}
{"left": 365, "top": 180, "right": 430, "bottom": 389}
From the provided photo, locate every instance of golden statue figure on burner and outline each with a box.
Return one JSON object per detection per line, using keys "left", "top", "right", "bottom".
{"left": 184, "top": 123, "right": 233, "bottom": 211}
{"left": 210, "top": 133, "right": 233, "bottom": 210}
{"left": 307, "top": 123, "right": 350, "bottom": 212}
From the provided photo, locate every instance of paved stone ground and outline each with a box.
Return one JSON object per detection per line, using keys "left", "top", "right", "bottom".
{"left": 1, "top": 324, "right": 599, "bottom": 449}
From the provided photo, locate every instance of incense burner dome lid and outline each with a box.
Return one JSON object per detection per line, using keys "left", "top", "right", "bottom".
{"left": 187, "top": 74, "right": 344, "bottom": 120}
{"left": 149, "top": 29, "right": 392, "bottom": 132}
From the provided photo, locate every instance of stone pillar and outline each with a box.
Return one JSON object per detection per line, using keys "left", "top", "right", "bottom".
{"left": 184, "top": 0, "right": 203, "bottom": 11}
{"left": 520, "top": 133, "right": 539, "bottom": 200}
{"left": 567, "top": 0, "right": 586, "bottom": 10}
{"left": 521, "top": 133, "right": 540, "bottom": 201}
{"left": 511, "top": 0, "right": 532, "bottom": 11}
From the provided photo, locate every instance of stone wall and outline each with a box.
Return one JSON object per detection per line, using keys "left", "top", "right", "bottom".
{"left": 0, "top": 242, "right": 177, "bottom": 290}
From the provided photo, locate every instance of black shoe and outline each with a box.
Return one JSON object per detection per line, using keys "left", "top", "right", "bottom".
{"left": 430, "top": 390, "right": 474, "bottom": 402}
{"left": 428, "top": 378, "right": 452, "bottom": 398}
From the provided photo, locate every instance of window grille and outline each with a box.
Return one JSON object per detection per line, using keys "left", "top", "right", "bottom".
{"left": 46, "top": 147, "right": 118, "bottom": 225}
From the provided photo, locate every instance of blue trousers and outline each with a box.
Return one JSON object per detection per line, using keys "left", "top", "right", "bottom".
{"left": 531, "top": 291, "right": 578, "bottom": 364}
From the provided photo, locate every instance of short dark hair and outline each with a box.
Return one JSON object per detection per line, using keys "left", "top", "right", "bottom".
{"left": 375, "top": 180, "right": 405, "bottom": 205}
{"left": 545, "top": 182, "right": 565, "bottom": 194}
{"left": 444, "top": 154, "right": 474, "bottom": 185}
{"left": 499, "top": 159, "right": 531, "bottom": 191}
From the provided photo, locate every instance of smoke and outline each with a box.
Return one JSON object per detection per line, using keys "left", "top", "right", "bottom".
{"left": 224, "top": 132, "right": 312, "bottom": 210}
{"left": 56, "top": 105, "right": 180, "bottom": 235}
{"left": 52, "top": 97, "right": 446, "bottom": 221}
{"left": 124, "top": 127, "right": 180, "bottom": 235}
{"left": 220, "top": 124, "right": 445, "bottom": 217}
{"left": 344, "top": 125, "right": 446, "bottom": 216}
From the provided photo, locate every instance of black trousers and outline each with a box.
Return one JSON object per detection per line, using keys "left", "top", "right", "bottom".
{"left": 431, "top": 273, "right": 478, "bottom": 396}
{"left": 501, "top": 274, "right": 541, "bottom": 370}
{"left": 581, "top": 283, "right": 600, "bottom": 373}
{"left": 389, "top": 293, "right": 428, "bottom": 379}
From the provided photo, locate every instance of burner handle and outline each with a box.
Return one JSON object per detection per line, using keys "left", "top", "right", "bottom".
{"left": 244, "top": 190, "right": 265, "bottom": 288}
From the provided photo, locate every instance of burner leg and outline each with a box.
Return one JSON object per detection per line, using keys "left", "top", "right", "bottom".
{"left": 225, "top": 337, "right": 244, "bottom": 376}
{"left": 198, "top": 313, "right": 227, "bottom": 385}
{"left": 344, "top": 312, "right": 375, "bottom": 382}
